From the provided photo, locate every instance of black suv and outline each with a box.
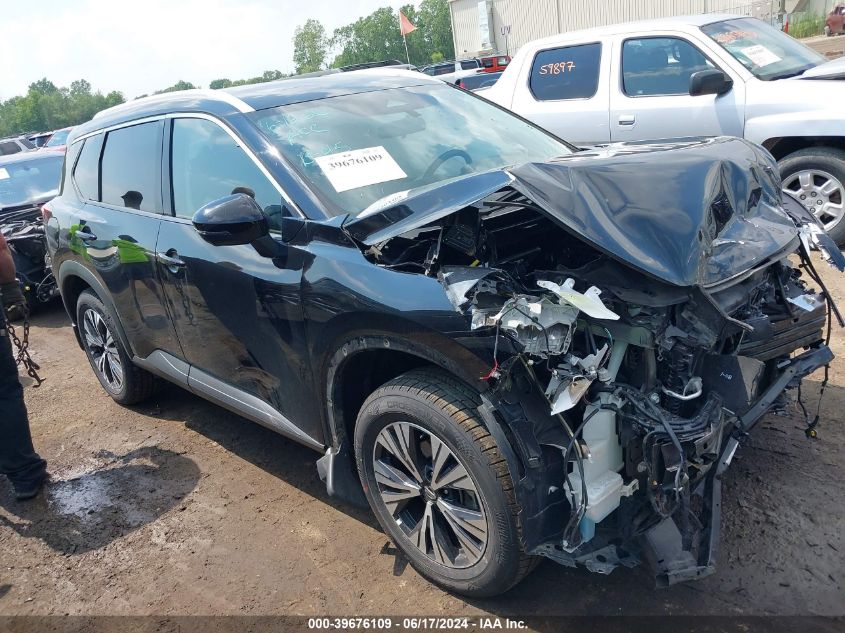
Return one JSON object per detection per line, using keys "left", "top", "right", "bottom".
{"left": 46, "top": 71, "right": 839, "bottom": 596}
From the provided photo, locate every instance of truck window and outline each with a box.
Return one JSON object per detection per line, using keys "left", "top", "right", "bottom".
{"left": 529, "top": 43, "right": 601, "bottom": 101}
{"left": 622, "top": 37, "right": 712, "bottom": 96}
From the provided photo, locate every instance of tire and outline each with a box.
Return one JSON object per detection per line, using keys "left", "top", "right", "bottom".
{"left": 354, "top": 368, "right": 536, "bottom": 597}
{"left": 76, "top": 289, "right": 158, "bottom": 405}
{"left": 825, "top": 25, "right": 832, "bottom": 36}
{"left": 779, "top": 147, "right": 845, "bottom": 246}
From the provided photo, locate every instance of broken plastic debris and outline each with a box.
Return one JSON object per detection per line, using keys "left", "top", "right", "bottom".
{"left": 787, "top": 293, "right": 825, "bottom": 312}
{"left": 550, "top": 376, "right": 592, "bottom": 414}
{"left": 537, "top": 279, "right": 619, "bottom": 320}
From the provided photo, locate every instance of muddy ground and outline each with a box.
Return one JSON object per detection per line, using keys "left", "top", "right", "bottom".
{"left": 0, "top": 251, "right": 841, "bottom": 622}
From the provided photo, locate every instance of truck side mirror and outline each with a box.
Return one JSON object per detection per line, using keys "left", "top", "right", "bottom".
{"left": 689, "top": 69, "right": 733, "bottom": 96}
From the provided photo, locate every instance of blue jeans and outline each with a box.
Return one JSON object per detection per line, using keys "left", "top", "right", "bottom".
{"left": 0, "top": 315, "right": 46, "bottom": 488}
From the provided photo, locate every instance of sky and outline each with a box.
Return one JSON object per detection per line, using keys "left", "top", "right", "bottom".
{"left": 1, "top": 0, "right": 411, "bottom": 101}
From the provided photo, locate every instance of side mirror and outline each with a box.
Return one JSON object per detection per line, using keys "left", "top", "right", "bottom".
{"left": 192, "top": 193, "right": 269, "bottom": 247}
{"left": 689, "top": 69, "right": 733, "bottom": 96}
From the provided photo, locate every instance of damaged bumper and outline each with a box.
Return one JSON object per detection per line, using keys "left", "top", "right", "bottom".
{"left": 642, "top": 345, "right": 833, "bottom": 587}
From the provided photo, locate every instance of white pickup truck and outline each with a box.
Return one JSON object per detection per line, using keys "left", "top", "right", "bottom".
{"left": 484, "top": 14, "right": 845, "bottom": 243}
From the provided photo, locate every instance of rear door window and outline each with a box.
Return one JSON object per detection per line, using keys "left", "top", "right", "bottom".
{"left": 529, "top": 43, "right": 602, "bottom": 101}
{"left": 622, "top": 37, "right": 714, "bottom": 96}
{"left": 460, "top": 60, "right": 479, "bottom": 70}
{"left": 100, "top": 121, "right": 163, "bottom": 213}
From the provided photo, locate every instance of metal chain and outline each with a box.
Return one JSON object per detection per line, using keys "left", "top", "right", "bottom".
{"left": 5, "top": 305, "right": 45, "bottom": 388}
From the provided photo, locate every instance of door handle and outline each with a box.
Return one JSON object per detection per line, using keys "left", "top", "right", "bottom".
{"left": 156, "top": 250, "right": 185, "bottom": 269}
{"left": 618, "top": 114, "right": 636, "bottom": 126}
{"left": 76, "top": 229, "right": 97, "bottom": 241}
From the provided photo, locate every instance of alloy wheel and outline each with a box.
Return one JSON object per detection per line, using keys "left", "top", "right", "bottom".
{"left": 82, "top": 308, "right": 124, "bottom": 392}
{"left": 372, "top": 421, "right": 489, "bottom": 568}
{"left": 782, "top": 169, "right": 844, "bottom": 231}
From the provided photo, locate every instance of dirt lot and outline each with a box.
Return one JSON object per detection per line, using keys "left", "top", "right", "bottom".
{"left": 0, "top": 251, "right": 841, "bottom": 622}
{"left": 805, "top": 34, "right": 845, "bottom": 59}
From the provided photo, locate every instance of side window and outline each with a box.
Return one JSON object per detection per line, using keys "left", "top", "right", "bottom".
{"left": 622, "top": 37, "right": 713, "bottom": 97}
{"left": 460, "top": 60, "right": 478, "bottom": 70}
{"left": 72, "top": 135, "right": 103, "bottom": 200}
{"left": 433, "top": 65, "right": 453, "bottom": 76}
{"left": 529, "top": 43, "right": 602, "bottom": 101}
{"left": 100, "top": 121, "right": 163, "bottom": 213}
{"left": 170, "top": 118, "right": 282, "bottom": 230}
{"left": 0, "top": 141, "right": 21, "bottom": 155}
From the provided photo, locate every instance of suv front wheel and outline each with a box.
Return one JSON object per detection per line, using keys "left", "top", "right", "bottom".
{"left": 354, "top": 368, "right": 536, "bottom": 597}
{"left": 76, "top": 289, "right": 158, "bottom": 405}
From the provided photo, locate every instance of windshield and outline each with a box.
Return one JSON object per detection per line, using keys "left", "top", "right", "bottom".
{"left": 46, "top": 129, "right": 71, "bottom": 147}
{"left": 249, "top": 84, "right": 573, "bottom": 216}
{"left": 701, "top": 18, "right": 825, "bottom": 80}
{"left": 0, "top": 155, "right": 63, "bottom": 209}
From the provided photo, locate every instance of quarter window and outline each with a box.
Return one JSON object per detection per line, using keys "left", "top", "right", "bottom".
{"left": 72, "top": 135, "right": 102, "bottom": 201}
{"left": 622, "top": 37, "right": 713, "bottom": 96}
{"left": 170, "top": 118, "right": 282, "bottom": 229}
{"left": 100, "top": 121, "right": 163, "bottom": 213}
{"left": 529, "top": 43, "right": 602, "bottom": 101}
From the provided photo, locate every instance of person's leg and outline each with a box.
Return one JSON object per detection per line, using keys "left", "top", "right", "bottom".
{"left": 0, "top": 331, "right": 46, "bottom": 498}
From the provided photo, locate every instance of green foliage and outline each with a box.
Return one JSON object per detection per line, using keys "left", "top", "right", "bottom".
{"left": 327, "top": 0, "right": 454, "bottom": 69}
{"left": 293, "top": 19, "right": 329, "bottom": 74}
{"left": 209, "top": 70, "right": 287, "bottom": 90}
{"left": 155, "top": 80, "right": 198, "bottom": 94}
{"left": 789, "top": 12, "right": 826, "bottom": 39}
{"left": 430, "top": 51, "right": 444, "bottom": 62}
{"left": 0, "top": 78, "right": 125, "bottom": 137}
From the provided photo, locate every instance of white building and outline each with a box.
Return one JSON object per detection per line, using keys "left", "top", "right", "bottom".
{"left": 448, "top": 0, "right": 800, "bottom": 59}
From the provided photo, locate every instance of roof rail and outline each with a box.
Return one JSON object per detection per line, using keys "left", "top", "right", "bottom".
{"left": 92, "top": 88, "right": 254, "bottom": 119}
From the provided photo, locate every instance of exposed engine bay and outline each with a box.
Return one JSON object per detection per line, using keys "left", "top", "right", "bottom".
{"left": 350, "top": 141, "right": 844, "bottom": 586}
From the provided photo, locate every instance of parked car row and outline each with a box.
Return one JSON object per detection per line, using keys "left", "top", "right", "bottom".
{"left": 421, "top": 54, "right": 510, "bottom": 85}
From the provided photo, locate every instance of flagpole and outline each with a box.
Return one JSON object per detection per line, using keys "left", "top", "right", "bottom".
{"left": 403, "top": 33, "right": 411, "bottom": 66}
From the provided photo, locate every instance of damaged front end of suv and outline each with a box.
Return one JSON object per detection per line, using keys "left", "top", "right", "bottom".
{"left": 344, "top": 137, "right": 843, "bottom": 586}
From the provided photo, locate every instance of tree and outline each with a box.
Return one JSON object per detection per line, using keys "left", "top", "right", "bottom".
{"left": 293, "top": 19, "right": 328, "bottom": 74}
{"left": 329, "top": 1, "right": 454, "bottom": 69}
{"left": 209, "top": 78, "right": 233, "bottom": 89}
{"left": 155, "top": 80, "right": 198, "bottom": 94}
{"left": 418, "top": 0, "right": 454, "bottom": 61}
{"left": 0, "top": 79, "right": 124, "bottom": 137}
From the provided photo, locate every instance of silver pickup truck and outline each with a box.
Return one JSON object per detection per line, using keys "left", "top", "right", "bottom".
{"left": 484, "top": 14, "right": 845, "bottom": 243}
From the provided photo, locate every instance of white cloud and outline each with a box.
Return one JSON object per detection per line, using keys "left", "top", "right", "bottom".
{"left": 0, "top": 0, "right": 410, "bottom": 100}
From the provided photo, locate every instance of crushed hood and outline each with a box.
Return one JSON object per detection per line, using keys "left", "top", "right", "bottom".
{"left": 344, "top": 137, "right": 799, "bottom": 288}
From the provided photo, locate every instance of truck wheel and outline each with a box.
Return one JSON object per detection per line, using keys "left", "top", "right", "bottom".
{"left": 76, "top": 290, "right": 159, "bottom": 405}
{"left": 354, "top": 368, "right": 536, "bottom": 597}
{"left": 779, "top": 147, "right": 845, "bottom": 245}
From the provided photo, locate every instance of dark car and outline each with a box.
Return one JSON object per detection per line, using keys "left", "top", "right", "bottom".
{"left": 0, "top": 151, "right": 63, "bottom": 310}
{"left": 46, "top": 72, "right": 841, "bottom": 596}
{"left": 457, "top": 71, "right": 503, "bottom": 91}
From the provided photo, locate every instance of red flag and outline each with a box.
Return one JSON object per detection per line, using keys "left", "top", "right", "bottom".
{"left": 399, "top": 11, "right": 417, "bottom": 36}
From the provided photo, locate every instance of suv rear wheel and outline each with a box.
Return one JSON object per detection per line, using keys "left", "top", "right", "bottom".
{"left": 76, "top": 289, "right": 158, "bottom": 404}
{"left": 779, "top": 147, "right": 845, "bottom": 244}
{"left": 354, "top": 368, "right": 535, "bottom": 597}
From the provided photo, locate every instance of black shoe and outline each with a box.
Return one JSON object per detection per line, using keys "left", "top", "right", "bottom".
{"left": 13, "top": 473, "right": 47, "bottom": 501}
